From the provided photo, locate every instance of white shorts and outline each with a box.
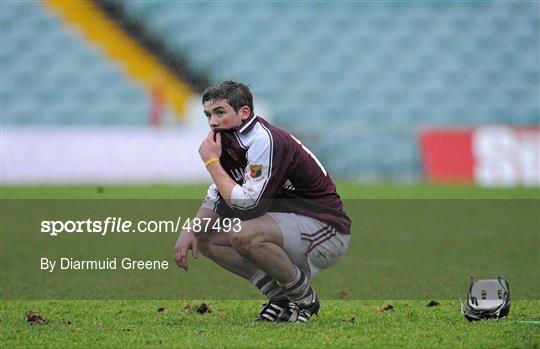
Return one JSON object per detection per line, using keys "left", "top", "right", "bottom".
{"left": 267, "top": 212, "right": 350, "bottom": 277}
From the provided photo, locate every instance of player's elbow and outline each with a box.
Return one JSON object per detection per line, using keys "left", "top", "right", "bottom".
{"left": 230, "top": 185, "right": 259, "bottom": 210}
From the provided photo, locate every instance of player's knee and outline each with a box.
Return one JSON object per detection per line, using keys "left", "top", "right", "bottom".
{"left": 230, "top": 229, "right": 251, "bottom": 253}
{"left": 230, "top": 221, "right": 265, "bottom": 255}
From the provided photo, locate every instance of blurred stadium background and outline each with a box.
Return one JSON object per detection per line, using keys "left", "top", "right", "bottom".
{"left": 2, "top": 0, "right": 539, "bottom": 186}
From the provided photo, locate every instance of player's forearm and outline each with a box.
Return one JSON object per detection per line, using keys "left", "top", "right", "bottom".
{"left": 206, "top": 162, "right": 236, "bottom": 207}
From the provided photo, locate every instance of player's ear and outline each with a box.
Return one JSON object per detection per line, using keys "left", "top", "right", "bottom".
{"left": 239, "top": 106, "right": 251, "bottom": 120}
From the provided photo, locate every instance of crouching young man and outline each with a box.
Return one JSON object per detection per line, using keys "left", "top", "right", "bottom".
{"left": 173, "top": 81, "right": 351, "bottom": 323}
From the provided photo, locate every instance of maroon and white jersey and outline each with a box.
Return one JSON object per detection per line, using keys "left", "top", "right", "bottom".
{"left": 201, "top": 115, "right": 351, "bottom": 234}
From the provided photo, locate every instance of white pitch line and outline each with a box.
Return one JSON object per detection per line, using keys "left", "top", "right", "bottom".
{"left": 510, "top": 320, "right": 540, "bottom": 325}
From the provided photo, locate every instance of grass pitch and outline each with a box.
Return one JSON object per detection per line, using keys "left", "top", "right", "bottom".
{"left": 1, "top": 300, "right": 539, "bottom": 348}
{"left": 1, "top": 183, "right": 539, "bottom": 348}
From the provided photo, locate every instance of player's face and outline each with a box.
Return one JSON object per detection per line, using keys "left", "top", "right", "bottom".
{"left": 203, "top": 99, "right": 250, "bottom": 130}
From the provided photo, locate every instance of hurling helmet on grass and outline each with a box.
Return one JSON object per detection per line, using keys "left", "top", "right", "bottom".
{"left": 460, "top": 276, "right": 511, "bottom": 321}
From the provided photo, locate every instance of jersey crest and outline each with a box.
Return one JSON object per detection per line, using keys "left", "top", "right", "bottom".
{"left": 249, "top": 164, "right": 263, "bottom": 178}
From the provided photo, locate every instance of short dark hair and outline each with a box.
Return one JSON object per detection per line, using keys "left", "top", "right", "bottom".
{"left": 202, "top": 81, "right": 254, "bottom": 117}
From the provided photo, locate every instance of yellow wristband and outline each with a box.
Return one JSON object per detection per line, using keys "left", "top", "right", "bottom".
{"left": 204, "top": 157, "right": 220, "bottom": 168}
